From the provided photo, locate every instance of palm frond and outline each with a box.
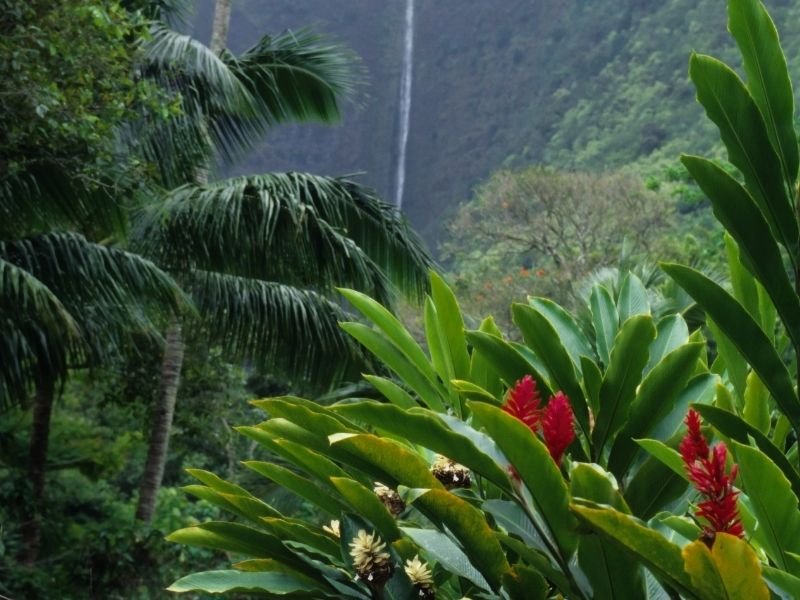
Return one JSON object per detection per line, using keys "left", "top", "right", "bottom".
{"left": 187, "top": 271, "right": 369, "bottom": 389}
{"left": 0, "top": 165, "right": 128, "bottom": 240}
{"left": 134, "top": 172, "right": 432, "bottom": 303}
{"left": 0, "top": 233, "right": 189, "bottom": 407}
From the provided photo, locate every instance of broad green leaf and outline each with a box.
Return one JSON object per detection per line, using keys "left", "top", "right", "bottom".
{"left": 409, "top": 488, "right": 511, "bottom": 591}
{"left": 253, "top": 396, "right": 362, "bottom": 435}
{"left": 243, "top": 461, "right": 347, "bottom": 517}
{"left": 608, "top": 343, "right": 704, "bottom": 479}
{"left": 496, "top": 533, "right": 575, "bottom": 596}
{"left": 182, "top": 486, "right": 281, "bottom": 523}
{"left": 469, "top": 316, "right": 505, "bottom": 397}
{"left": 625, "top": 452, "right": 691, "bottom": 520}
{"left": 757, "top": 283, "right": 778, "bottom": 343}
{"left": 502, "top": 565, "right": 548, "bottom": 600}
{"left": 401, "top": 527, "right": 492, "bottom": 591}
{"left": 512, "top": 303, "right": 589, "bottom": 436}
{"left": 618, "top": 273, "right": 650, "bottom": 322}
{"left": 646, "top": 314, "right": 690, "bottom": 373}
{"left": 186, "top": 468, "right": 252, "bottom": 497}
{"left": 430, "top": 271, "right": 471, "bottom": 381}
{"left": 591, "top": 284, "right": 619, "bottom": 367}
{"left": 581, "top": 355, "right": 603, "bottom": 414}
{"left": 259, "top": 518, "right": 341, "bottom": 557}
{"left": 683, "top": 534, "right": 769, "bottom": 599}
{"left": 571, "top": 465, "right": 645, "bottom": 599}
{"left": 270, "top": 438, "right": 353, "bottom": 487}
{"left": 331, "top": 401, "right": 510, "bottom": 490}
{"left": 662, "top": 264, "right": 800, "bottom": 433}
{"left": 329, "top": 477, "right": 402, "bottom": 542}
{"left": 528, "top": 296, "right": 594, "bottom": 371}
{"left": 681, "top": 157, "right": 800, "bottom": 354}
{"left": 329, "top": 433, "right": 444, "bottom": 490}
{"left": 167, "top": 522, "right": 302, "bottom": 566}
{"left": 743, "top": 371, "right": 770, "bottom": 435}
{"left": 483, "top": 499, "right": 548, "bottom": 551}
{"left": 730, "top": 440, "right": 800, "bottom": 573}
{"left": 570, "top": 504, "right": 700, "bottom": 599}
{"left": 339, "top": 288, "right": 438, "bottom": 385}
{"left": 167, "top": 570, "right": 329, "bottom": 595}
{"left": 450, "top": 379, "right": 501, "bottom": 405}
{"left": 708, "top": 318, "right": 748, "bottom": 404}
{"left": 465, "top": 330, "right": 553, "bottom": 397}
{"left": 340, "top": 322, "right": 446, "bottom": 411}
{"left": 635, "top": 439, "right": 687, "bottom": 480}
{"left": 424, "top": 297, "right": 458, "bottom": 411}
{"left": 729, "top": 0, "right": 798, "bottom": 185}
{"left": 592, "top": 315, "right": 656, "bottom": 458}
{"left": 363, "top": 375, "right": 417, "bottom": 409}
{"left": 470, "top": 402, "right": 577, "bottom": 557}
{"left": 688, "top": 54, "right": 798, "bottom": 254}
{"left": 725, "top": 233, "right": 759, "bottom": 319}
{"left": 763, "top": 565, "right": 800, "bottom": 599}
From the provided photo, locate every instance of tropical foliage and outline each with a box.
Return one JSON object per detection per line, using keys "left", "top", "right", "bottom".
{"left": 166, "top": 0, "right": 800, "bottom": 596}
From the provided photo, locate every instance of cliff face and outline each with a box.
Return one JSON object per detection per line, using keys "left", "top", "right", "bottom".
{"left": 192, "top": 0, "right": 800, "bottom": 244}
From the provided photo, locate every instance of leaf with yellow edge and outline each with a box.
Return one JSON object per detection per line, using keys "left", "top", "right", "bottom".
{"left": 683, "top": 534, "right": 769, "bottom": 600}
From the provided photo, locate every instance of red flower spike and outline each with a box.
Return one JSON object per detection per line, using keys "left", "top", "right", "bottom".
{"left": 542, "top": 392, "right": 575, "bottom": 465}
{"left": 502, "top": 375, "right": 542, "bottom": 434}
{"left": 680, "top": 411, "right": 743, "bottom": 543}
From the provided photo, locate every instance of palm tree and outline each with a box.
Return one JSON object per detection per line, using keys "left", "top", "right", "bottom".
{"left": 128, "top": 3, "right": 433, "bottom": 521}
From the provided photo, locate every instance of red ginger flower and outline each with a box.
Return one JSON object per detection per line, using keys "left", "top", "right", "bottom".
{"left": 502, "top": 375, "right": 542, "bottom": 433}
{"left": 503, "top": 376, "right": 575, "bottom": 466}
{"left": 680, "top": 409, "right": 743, "bottom": 544}
{"left": 542, "top": 392, "right": 575, "bottom": 465}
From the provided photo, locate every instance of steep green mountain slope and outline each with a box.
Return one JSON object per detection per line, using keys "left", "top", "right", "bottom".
{"left": 192, "top": 0, "right": 800, "bottom": 243}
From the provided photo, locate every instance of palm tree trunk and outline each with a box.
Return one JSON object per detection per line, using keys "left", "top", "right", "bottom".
{"left": 135, "top": 319, "right": 185, "bottom": 522}
{"left": 210, "top": 0, "right": 233, "bottom": 55}
{"left": 20, "top": 374, "right": 56, "bottom": 565}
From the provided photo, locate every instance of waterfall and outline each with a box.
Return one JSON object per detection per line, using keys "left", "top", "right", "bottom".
{"left": 394, "top": 0, "right": 415, "bottom": 208}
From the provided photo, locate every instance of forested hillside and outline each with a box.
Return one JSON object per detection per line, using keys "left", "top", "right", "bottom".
{"left": 192, "top": 0, "right": 800, "bottom": 241}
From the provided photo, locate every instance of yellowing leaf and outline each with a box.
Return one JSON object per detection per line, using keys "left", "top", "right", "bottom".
{"left": 683, "top": 534, "right": 769, "bottom": 600}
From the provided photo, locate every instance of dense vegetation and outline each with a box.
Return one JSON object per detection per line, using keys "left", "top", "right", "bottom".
{"left": 4, "top": 0, "right": 800, "bottom": 597}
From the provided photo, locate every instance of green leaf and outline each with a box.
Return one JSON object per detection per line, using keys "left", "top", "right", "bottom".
{"left": 182, "top": 486, "right": 281, "bottom": 523}
{"left": 646, "top": 314, "right": 690, "bottom": 373}
{"left": 407, "top": 489, "right": 511, "bottom": 591}
{"left": 339, "top": 288, "right": 437, "bottom": 384}
{"left": 340, "top": 322, "right": 446, "bottom": 411}
{"left": 635, "top": 439, "right": 687, "bottom": 480}
{"left": 363, "top": 375, "right": 417, "bottom": 409}
{"left": 625, "top": 451, "right": 691, "bottom": 520}
{"left": 680, "top": 156, "right": 800, "bottom": 354}
{"left": 512, "top": 303, "right": 589, "bottom": 437}
{"left": 691, "top": 404, "right": 800, "bottom": 499}
{"left": 259, "top": 518, "right": 342, "bottom": 557}
{"left": 496, "top": 533, "right": 575, "bottom": 595}
{"left": 502, "top": 564, "right": 548, "bottom": 600}
{"left": 465, "top": 330, "right": 553, "bottom": 397}
{"left": 430, "top": 271, "right": 471, "bottom": 381}
{"left": 329, "top": 433, "right": 444, "bottom": 490}
{"left": 730, "top": 440, "right": 800, "bottom": 573}
{"left": 591, "top": 284, "right": 619, "bottom": 367}
{"left": 243, "top": 461, "right": 347, "bottom": 517}
{"left": 592, "top": 315, "right": 656, "bottom": 458}
{"left": 329, "top": 477, "right": 402, "bottom": 542}
{"left": 729, "top": 0, "right": 798, "bottom": 185}
{"left": 618, "top": 273, "right": 650, "bottom": 322}
{"left": 743, "top": 371, "right": 770, "bottom": 435}
{"left": 450, "top": 379, "right": 501, "bottom": 405}
{"left": 662, "top": 264, "right": 800, "bottom": 433}
{"left": 528, "top": 296, "right": 594, "bottom": 371}
{"left": 331, "top": 401, "right": 510, "bottom": 490}
{"left": 401, "top": 527, "right": 491, "bottom": 591}
{"left": 253, "top": 396, "right": 361, "bottom": 435}
{"left": 708, "top": 318, "right": 748, "bottom": 404}
{"left": 469, "top": 316, "right": 505, "bottom": 397}
{"left": 725, "top": 233, "right": 760, "bottom": 320}
{"left": 688, "top": 54, "right": 798, "bottom": 255}
{"left": 581, "top": 356, "right": 603, "bottom": 414}
{"left": 469, "top": 402, "right": 577, "bottom": 557}
{"left": 167, "top": 570, "right": 328, "bottom": 595}
{"left": 570, "top": 504, "right": 700, "bottom": 599}
{"left": 608, "top": 343, "right": 704, "bottom": 479}
{"left": 763, "top": 565, "right": 800, "bottom": 599}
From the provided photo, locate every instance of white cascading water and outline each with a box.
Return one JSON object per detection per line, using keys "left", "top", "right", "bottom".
{"left": 394, "top": 0, "right": 415, "bottom": 208}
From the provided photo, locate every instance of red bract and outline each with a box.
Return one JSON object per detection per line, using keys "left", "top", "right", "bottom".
{"left": 502, "top": 375, "right": 542, "bottom": 433}
{"left": 542, "top": 392, "right": 575, "bottom": 465}
{"left": 680, "top": 410, "right": 743, "bottom": 543}
{"left": 503, "top": 376, "right": 575, "bottom": 467}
